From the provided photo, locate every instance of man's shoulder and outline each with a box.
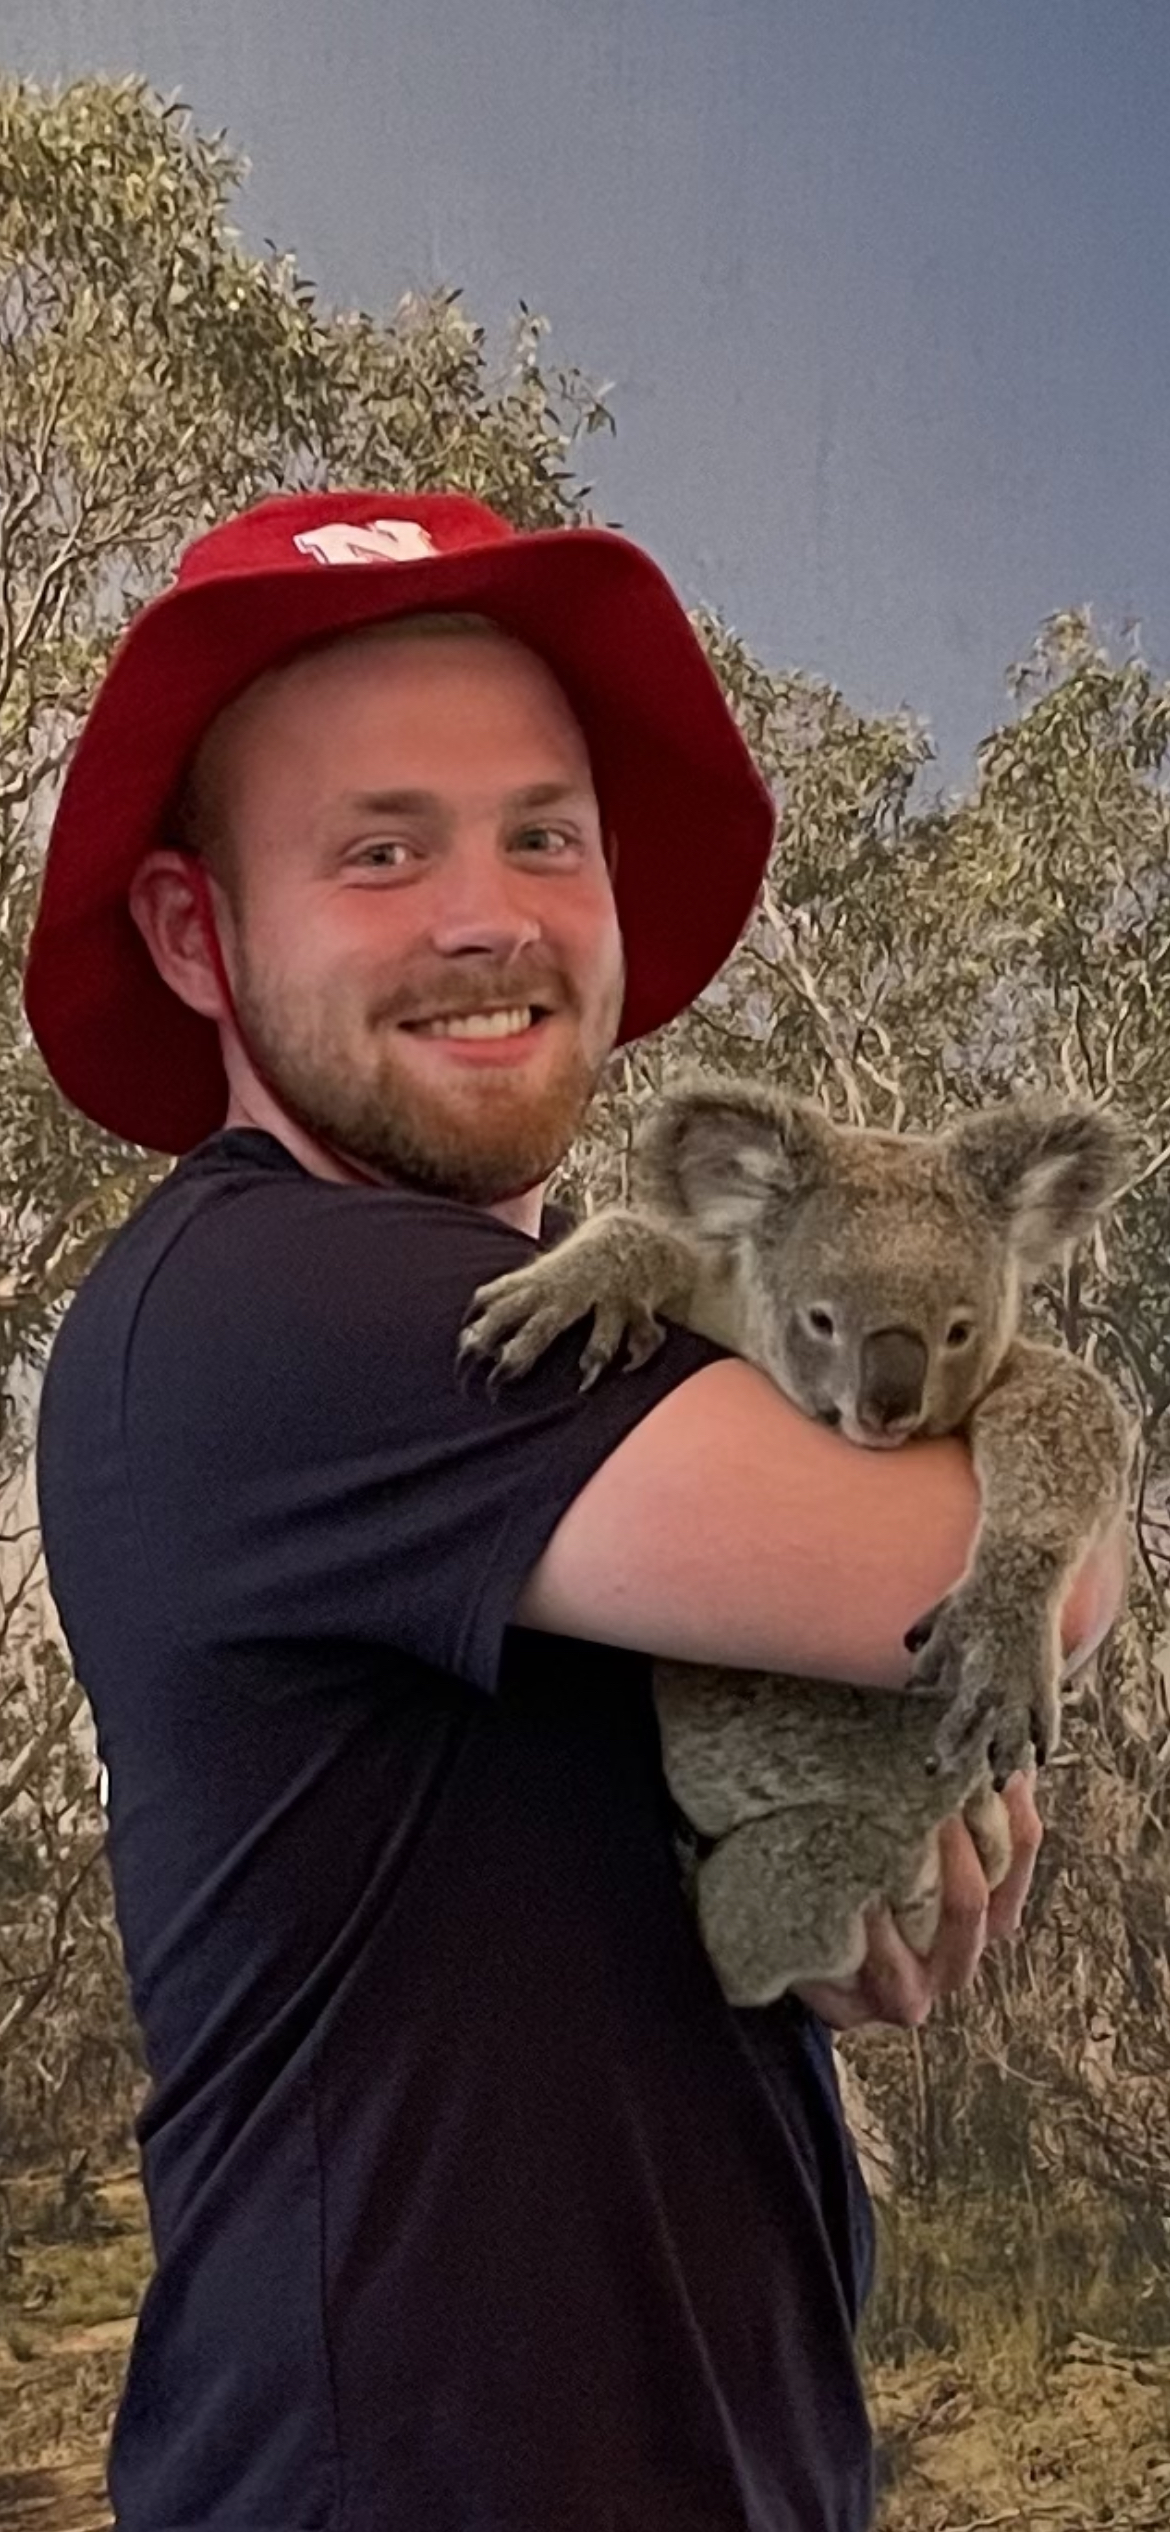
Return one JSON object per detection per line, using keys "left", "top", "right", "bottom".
{"left": 41, "top": 1130, "right": 547, "bottom": 1465}
{"left": 69, "top": 1130, "right": 535, "bottom": 1325}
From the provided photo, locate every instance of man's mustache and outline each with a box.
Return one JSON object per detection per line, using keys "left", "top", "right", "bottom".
{"left": 377, "top": 959, "right": 575, "bottom": 1026}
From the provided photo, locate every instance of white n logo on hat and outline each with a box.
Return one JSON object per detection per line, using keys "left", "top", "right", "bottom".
{"left": 294, "top": 518, "right": 440, "bottom": 566}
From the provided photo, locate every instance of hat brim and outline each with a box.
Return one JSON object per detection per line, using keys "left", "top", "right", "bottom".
{"left": 24, "top": 527, "right": 775, "bottom": 1152}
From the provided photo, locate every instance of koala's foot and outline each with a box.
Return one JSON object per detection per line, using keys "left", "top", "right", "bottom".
{"left": 459, "top": 1212, "right": 697, "bottom": 1389}
{"left": 696, "top": 1815, "right": 871, "bottom": 2006}
{"left": 905, "top": 1579, "right": 1060, "bottom": 1786}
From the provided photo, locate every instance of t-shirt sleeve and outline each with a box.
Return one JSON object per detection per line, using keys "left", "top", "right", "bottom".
{"left": 122, "top": 1172, "right": 727, "bottom": 1693}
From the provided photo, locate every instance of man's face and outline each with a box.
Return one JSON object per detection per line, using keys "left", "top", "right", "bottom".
{"left": 199, "top": 626, "right": 625, "bottom": 1205}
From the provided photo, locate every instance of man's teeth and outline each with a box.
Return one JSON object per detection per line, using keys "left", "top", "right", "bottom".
{"left": 414, "top": 1007, "right": 535, "bottom": 1040}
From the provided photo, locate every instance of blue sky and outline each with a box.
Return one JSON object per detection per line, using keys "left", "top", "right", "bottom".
{"left": 5, "top": 0, "right": 1169, "bottom": 789}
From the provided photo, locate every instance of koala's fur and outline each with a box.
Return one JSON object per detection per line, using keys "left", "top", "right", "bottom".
{"left": 461, "top": 1078, "right": 1135, "bottom": 2007}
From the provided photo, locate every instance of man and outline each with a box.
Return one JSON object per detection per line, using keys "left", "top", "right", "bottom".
{"left": 26, "top": 492, "right": 1120, "bottom": 2532}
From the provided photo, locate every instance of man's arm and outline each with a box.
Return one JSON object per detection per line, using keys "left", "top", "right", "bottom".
{"left": 517, "top": 1355, "right": 1123, "bottom": 2031}
{"left": 516, "top": 1358, "right": 1122, "bottom": 1678}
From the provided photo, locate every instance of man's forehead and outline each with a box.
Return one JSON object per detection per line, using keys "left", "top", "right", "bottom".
{"left": 182, "top": 614, "right": 599, "bottom": 862}
{"left": 254, "top": 616, "right": 589, "bottom": 748}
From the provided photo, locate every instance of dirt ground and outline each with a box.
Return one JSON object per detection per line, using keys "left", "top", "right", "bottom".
{"left": 0, "top": 2316, "right": 128, "bottom": 2532}
{"left": 870, "top": 2337, "right": 1170, "bottom": 2530}
{"left": 0, "top": 2460, "right": 113, "bottom": 2532}
{"left": 1, "top": 2170, "right": 1168, "bottom": 2531}
{"left": 2, "top": 2329, "right": 1168, "bottom": 2531}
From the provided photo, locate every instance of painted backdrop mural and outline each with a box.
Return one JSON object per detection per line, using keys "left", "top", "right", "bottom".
{"left": 0, "top": 55, "right": 1167, "bottom": 2532}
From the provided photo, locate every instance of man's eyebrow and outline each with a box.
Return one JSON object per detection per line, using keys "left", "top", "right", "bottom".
{"left": 335, "top": 789, "right": 440, "bottom": 818}
{"left": 504, "top": 782, "right": 595, "bottom": 813}
{"left": 332, "top": 781, "right": 595, "bottom": 819}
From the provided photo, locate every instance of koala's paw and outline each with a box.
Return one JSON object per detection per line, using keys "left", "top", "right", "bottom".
{"left": 459, "top": 1254, "right": 666, "bottom": 1390}
{"left": 905, "top": 1585, "right": 1060, "bottom": 1787}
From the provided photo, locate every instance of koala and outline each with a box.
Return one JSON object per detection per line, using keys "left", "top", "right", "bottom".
{"left": 460, "top": 1077, "right": 1134, "bottom": 2008}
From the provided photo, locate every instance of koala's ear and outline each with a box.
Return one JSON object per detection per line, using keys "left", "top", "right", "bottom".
{"left": 948, "top": 1101, "right": 1129, "bottom": 1268}
{"left": 634, "top": 1075, "right": 833, "bottom": 1237}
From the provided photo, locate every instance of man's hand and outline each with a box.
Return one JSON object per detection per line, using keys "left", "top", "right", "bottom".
{"left": 794, "top": 1771, "right": 1043, "bottom": 2032}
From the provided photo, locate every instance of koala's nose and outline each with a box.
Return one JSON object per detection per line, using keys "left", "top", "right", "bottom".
{"left": 858, "top": 1327, "right": 928, "bottom": 1434}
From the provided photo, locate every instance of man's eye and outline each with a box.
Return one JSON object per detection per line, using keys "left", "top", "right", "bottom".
{"left": 512, "top": 825, "right": 575, "bottom": 857}
{"left": 351, "top": 840, "right": 414, "bottom": 870}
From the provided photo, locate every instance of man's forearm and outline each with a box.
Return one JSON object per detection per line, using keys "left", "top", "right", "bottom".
{"left": 518, "top": 1360, "right": 1124, "bottom": 1688}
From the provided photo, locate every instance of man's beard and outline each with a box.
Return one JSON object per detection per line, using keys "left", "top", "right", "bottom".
{"left": 230, "top": 948, "right": 624, "bottom": 1206}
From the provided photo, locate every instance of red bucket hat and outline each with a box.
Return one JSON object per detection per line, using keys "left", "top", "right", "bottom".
{"left": 23, "top": 489, "right": 775, "bottom": 1153}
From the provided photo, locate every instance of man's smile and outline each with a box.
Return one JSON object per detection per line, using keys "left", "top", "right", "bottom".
{"left": 402, "top": 1004, "right": 546, "bottom": 1039}
{"left": 393, "top": 1003, "right": 557, "bottom": 1064}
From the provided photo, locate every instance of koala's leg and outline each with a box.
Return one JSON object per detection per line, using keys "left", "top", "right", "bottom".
{"left": 667, "top": 1661, "right": 1011, "bottom": 1998}
{"left": 883, "top": 1827, "right": 944, "bottom": 1959}
{"left": 908, "top": 1341, "right": 1134, "bottom": 1784}
{"left": 459, "top": 1208, "right": 703, "bottom": 1388}
{"left": 697, "top": 1780, "right": 1010, "bottom": 2003}
{"left": 696, "top": 1811, "right": 872, "bottom": 2007}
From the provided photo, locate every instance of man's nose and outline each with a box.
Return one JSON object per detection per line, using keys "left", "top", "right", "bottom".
{"left": 426, "top": 848, "right": 542, "bottom": 964}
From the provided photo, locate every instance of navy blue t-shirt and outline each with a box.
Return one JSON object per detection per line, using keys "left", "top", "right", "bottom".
{"left": 36, "top": 1128, "right": 875, "bottom": 2532}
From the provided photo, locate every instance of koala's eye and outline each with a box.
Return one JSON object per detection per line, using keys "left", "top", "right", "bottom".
{"left": 945, "top": 1318, "right": 974, "bottom": 1349}
{"left": 805, "top": 1307, "right": 836, "bottom": 1340}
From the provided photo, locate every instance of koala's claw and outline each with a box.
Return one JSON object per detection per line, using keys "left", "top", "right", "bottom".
{"left": 579, "top": 1300, "right": 666, "bottom": 1387}
{"left": 991, "top": 1691, "right": 1054, "bottom": 1785}
{"left": 906, "top": 1582, "right": 1059, "bottom": 1784}
{"left": 460, "top": 1263, "right": 665, "bottom": 1391}
{"left": 904, "top": 1604, "right": 943, "bottom": 1661}
{"left": 923, "top": 1671, "right": 997, "bottom": 1783}
{"left": 926, "top": 1686, "right": 1050, "bottom": 1790}
{"left": 459, "top": 1278, "right": 580, "bottom": 1384}
{"left": 903, "top": 1594, "right": 975, "bottom": 1696}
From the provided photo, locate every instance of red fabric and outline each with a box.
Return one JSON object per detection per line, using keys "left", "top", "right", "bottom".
{"left": 23, "top": 491, "right": 775, "bottom": 1153}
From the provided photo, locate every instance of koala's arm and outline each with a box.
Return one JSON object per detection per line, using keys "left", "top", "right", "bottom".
{"left": 909, "top": 1340, "right": 1134, "bottom": 1778}
{"left": 460, "top": 1207, "right": 737, "bottom": 1386}
{"left": 967, "top": 1338, "right": 1133, "bottom": 1568}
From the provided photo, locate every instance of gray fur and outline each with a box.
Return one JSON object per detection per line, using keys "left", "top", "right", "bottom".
{"left": 460, "top": 1077, "right": 1135, "bottom": 2006}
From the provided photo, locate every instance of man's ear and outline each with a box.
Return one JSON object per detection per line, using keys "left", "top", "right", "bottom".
{"left": 128, "top": 851, "right": 227, "bottom": 1021}
{"left": 947, "top": 1099, "right": 1130, "bottom": 1268}
{"left": 634, "top": 1073, "right": 835, "bottom": 1237}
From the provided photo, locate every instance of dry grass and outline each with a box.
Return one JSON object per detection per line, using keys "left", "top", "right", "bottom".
{"left": 865, "top": 2187, "right": 1170, "bottom": 2370}
{"left": 865, "top": 2191, "right": 1170, "bottom": 2528}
